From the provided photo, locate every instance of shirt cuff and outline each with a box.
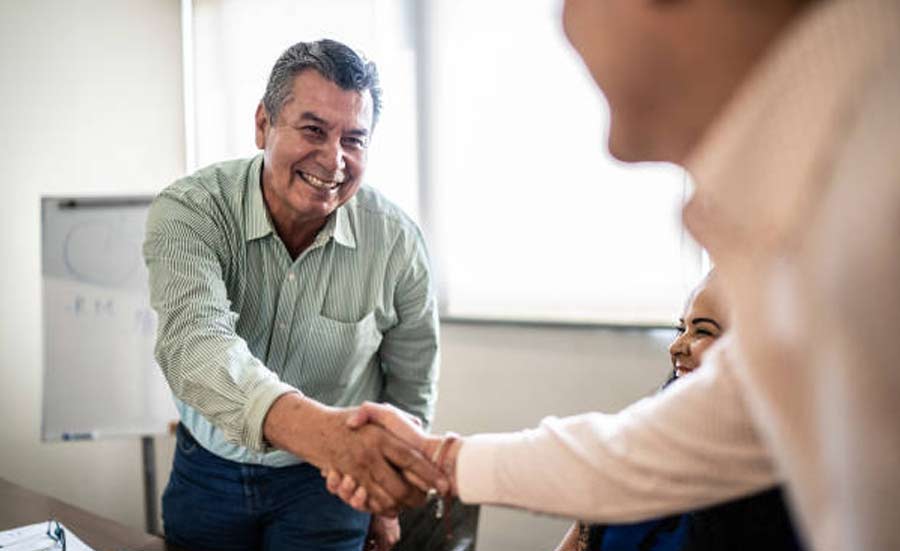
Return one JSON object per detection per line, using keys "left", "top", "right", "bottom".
{"left": 242, "top": 380, "right": 301, "bottom": 453}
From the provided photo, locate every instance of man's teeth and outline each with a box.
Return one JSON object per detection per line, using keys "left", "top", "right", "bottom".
{"left": 303, "top": 172, "right": 341, "bottom": 190}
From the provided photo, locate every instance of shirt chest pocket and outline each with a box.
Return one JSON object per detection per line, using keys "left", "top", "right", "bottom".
{"left": 299, "top": 311, "right": 383, "bottom": 397}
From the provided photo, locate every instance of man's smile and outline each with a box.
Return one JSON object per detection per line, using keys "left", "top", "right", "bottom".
{"left": 297, "top": 169, "right": 344, "bottom": 191}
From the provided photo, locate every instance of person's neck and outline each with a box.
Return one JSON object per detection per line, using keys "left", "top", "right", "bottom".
{"left": 658, "top": 1, "right": 810, "bottom": 164}
{"left": 261, "top": 180, "right": 329, "bottom": 260}
{"left": 272, "top": 214, "right": 327, "bottom": 260}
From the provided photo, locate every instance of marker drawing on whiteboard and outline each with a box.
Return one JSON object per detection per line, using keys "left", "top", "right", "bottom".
{"left": 61, "top": 431, "right": 95, "bottom": 441}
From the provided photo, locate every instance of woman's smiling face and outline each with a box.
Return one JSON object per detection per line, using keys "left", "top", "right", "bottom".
{"left": 668, "top": 274, "right": 728, "bottom": 378}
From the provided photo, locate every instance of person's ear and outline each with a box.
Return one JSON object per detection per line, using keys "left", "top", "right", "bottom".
{"left": 255, "top": 102, "right": 269, "bottom": 150}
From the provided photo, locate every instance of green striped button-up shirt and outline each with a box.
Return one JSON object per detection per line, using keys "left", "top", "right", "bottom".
{"left": 143, "top": 155, "right": 439, "bottom": 466}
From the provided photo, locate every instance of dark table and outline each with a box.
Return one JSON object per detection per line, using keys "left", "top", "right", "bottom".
{"left": 0, "top": 477, "right": 169, "bottom": 551}
{"left": 1, "top": 477, "right": 478, "bottom": 551}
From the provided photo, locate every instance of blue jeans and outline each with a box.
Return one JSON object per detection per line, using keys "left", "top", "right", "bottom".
{"left": 162, "top": 424, "right": 370, "bottom": 551}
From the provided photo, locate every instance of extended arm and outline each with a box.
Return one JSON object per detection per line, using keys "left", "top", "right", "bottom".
{"left": 455, "top": 340, "right": 776, "bottom": 522}
{"left": 332, "top": 340, "right": 777, "bottom": 521}
{"left": 144, "top": 191, "right": 292, "bottom": 451}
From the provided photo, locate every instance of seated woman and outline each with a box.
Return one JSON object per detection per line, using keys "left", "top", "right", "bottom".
{"left": 554, "top": 272, "right": 803, "bottom": 551}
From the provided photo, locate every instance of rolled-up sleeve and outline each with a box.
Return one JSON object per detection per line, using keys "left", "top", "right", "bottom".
{"left": 143, "top": 191, "right": 296, "bottom": 452}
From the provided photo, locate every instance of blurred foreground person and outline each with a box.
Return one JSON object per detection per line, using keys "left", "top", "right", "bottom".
{"left": 333, "top": 1, "right": 900, "bottom": 549}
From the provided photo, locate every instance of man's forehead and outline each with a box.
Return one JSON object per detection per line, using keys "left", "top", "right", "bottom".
{"left": 282, "top": 71, "right": 374, "bottom": 129}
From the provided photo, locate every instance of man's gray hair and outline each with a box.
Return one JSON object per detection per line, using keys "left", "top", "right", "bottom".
{"left": 262, "top": 39, "right": 382, "bottom": 126}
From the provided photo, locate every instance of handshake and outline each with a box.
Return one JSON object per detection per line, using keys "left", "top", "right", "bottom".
{"left": 263, "top": 393, "right": 462, "bottom": 518}
{"left": 320, "top": 402, "right": 463, "bottom": 517}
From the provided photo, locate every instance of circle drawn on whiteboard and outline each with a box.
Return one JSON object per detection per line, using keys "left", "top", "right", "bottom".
{"left": 63, "top": 221, "right": 140, "bottom": 286}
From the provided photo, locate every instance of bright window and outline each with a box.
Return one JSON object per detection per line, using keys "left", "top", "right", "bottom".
{"left": 426, "top": 0, "right": 702, "bottom": 324}
{"left": 187, "top": 0, "right": 704, "bottom": 325}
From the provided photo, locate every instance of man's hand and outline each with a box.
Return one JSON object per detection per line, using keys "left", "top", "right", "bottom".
{"left": 324, "top": 401, "right": 465, "bottom": 510}
{"left": 322, "top": 401, "right": 436, "bottom": 510}
{"left": 365, "top": 515, "right": 401, "bottom": 551}
{"left": 263, "top": 393, "right": 447, "bottom": 516}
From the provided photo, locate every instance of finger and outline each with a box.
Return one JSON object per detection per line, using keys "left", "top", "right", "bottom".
{"left": 363, "top": 496, "right": 394, "bottom": 517}
{"left": 349, "top": 403, "right": 426, "bottom": 450}
{"left": 365, "top": 478, "right": 401, "bottom": 514}
{"left": 346, "top": 402, "right": 392, "bottom": 429}
{"left": 351, "top": 461, "right": 399, "bottom": 515}
{"left": 337, "top": 473, "right": 359, "bottom": 503}
{"left": 373, "top": 406, "right": 426, "bottom": 449}
{"left": 326, "top": 469, "right": 344, "bottom": 494}
{"left": 354, "top": 430, "right": 419, "bottom": 506}
{"left": 379, "top": 401, "right": 422, "bottom": 427}
{"left": 346, "top": 406, "right": 371, "bottom": 429}
{"left": 384, "top": 517, "right": 401, "bottom": 547}
{"left": 379, "top": 402, "right": 422, "bottom": 429}
{"left": 350, "top": 485, "right": 368, "bottom": 510}
{"left": 388, "top": 532, "right": 400, "bottom": 547}
{"left": 370, "top": 458, "right": 422, "bottom": 510}
{"left": 400, "top": 468, "right": 431, "bottom": 493}
{"left": 382, "top": 439, "right": 448, "bottom": 497}
{"left": 340, "top": 425, "right": 420, "bottom": 512}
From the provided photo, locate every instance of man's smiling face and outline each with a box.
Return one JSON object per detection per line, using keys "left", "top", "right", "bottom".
{"left": 256, "top": 68, "right": 373, "bottom": 229}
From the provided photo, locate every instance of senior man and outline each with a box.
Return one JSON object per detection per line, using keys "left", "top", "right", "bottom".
{"left": 143, "top": 39, "right": 445, "bottom": 550}
{"left": 334, "top": 1, "right": 900, "bottom": 549}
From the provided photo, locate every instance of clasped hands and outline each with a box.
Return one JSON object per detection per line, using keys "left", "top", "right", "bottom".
{"left": 320, "top": 402, "right": 462, "bottom": 516}
{"left": 264, "top": 392, "right": 459, "bottom": 516}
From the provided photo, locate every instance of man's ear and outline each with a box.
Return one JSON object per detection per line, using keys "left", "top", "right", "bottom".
{"left": 255, "top": 102, "right": 269, "bottom": 150}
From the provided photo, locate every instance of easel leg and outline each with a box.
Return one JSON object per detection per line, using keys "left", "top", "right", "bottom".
{"left": 141, "top": 435, "right": 159, "bottom": 535}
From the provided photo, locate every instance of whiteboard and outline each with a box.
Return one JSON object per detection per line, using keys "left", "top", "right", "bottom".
{"left": 41, "top": 196, "right": 176, "bottom": 441}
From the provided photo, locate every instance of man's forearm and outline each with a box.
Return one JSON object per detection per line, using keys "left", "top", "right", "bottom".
{"left": 263, "top": 392, "right": 340, "bottom": 464}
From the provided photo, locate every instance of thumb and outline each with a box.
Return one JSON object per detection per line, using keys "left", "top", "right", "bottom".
{"left": 346, "top": 407, "right": 371, "bottom": 429}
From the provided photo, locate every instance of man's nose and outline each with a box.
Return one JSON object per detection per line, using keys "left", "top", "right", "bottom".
{"left": 319, "top": 139, "right": 346, "bottom": 177}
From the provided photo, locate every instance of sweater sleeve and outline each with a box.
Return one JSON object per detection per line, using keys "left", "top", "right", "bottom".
{"left": 456, "top": 338, "right": 777, "bottom": 523}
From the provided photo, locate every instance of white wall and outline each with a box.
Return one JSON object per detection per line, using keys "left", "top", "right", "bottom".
{"left": 0, "top": 3, "right": 674, "bottom": 550}
{"left": 0, "top": 0, "right": 184, "bottom": 529}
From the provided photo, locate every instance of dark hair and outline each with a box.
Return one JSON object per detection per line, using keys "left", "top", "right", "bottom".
{"left": 262, "top": 39, "right": 382, "bottom": 126}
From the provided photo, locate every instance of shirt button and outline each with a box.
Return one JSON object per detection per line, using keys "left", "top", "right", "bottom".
{"left": 287, "top": 273, "right": 295, "bottom": 281}
{"left": 280, "top": 322, "right": 287, "bottom": 330}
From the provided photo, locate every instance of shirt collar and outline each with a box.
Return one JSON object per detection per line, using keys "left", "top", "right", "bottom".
{"left": 315, "top": 198, "right": 357, "bottom": 249}
{"left": 332, "top": 199, "right": 357, "bottom": 249}
{"left": 244, "top": 154, "right": 357, "bottom": 249}
{"left": 245, "top": 155, "right": 273, "bottom": 242}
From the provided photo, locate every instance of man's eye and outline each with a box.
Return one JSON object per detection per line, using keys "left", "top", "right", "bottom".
{"left": 675, "top": 325, "right": 686, "bottom": 334}
{"left": 301, "top": 126, "right": 325, "bottom": 137}
{"left": 342, "top": 136, "right": 368, "bottom": 149}
{"left": 696, "top": 329, "right": 714, "bottom": 337}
